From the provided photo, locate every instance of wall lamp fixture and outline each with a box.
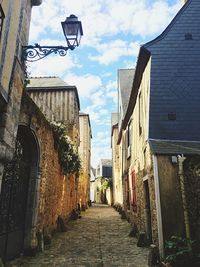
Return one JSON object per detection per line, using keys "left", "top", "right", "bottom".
{"left": 22, "top": 14, "right": 83, "bottom": 62}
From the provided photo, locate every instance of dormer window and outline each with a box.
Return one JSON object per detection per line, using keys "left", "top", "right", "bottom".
{"left": 0, "top": 5, "right": 4, "bottom": 42}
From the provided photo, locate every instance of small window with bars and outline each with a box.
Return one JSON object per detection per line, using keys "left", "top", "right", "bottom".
{"left": 0, "top": 5, "right": 5, "bottom": 42}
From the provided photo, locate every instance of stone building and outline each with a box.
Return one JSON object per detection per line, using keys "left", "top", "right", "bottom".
{"left": 94, "top": 159, "right": 113, "bottom": 204}
{"left": 25, "top": 76, "right": 81, "bottom": 241}
{"left": 18, "top": 92, "right": 78, "bottom": 253}
{"left": 116, "top": 0, "right": 200, "bottom": 258}
{"left": 111, "top": 112, "right": 123, "bottom": 206}
{"left": 90, "top": 167, "right": 96, "bottom": 202}
{"left": 116, "top": 69, "right": 134, "bottom": 213}
{"left": 0, "top": 0, "right": 42, "bottom": 262}
{"left": 77, "top": 113, "right": 92, "bottom": 209}
{"left": 27, "top": 77, "right": 80, "bottom": 146}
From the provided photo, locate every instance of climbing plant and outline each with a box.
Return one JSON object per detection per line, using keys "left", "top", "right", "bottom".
{"left": 101, "top": 178, "right": 113, "bottom": 190}
{"left": 51, "top": 122, "right": 81, "bottom": 176}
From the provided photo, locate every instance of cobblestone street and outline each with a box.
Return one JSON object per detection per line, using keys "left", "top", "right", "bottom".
{"left": 7, "top": 204, "right": 149, "bottom": 267}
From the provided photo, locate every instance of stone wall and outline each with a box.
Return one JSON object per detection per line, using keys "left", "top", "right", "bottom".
{"left": 127, "top": 143, "right": 159, "bottom": 246}
{"left": 112, "top": 126, "right": 123, "bottom": 205}
{"left": 0, "top": 0, "right": 32, "bottom": 163}
{"left": 77, "top": 114, "right": 91, "bottom": 209}
{"left": 184, "top": 155, "right": 200, "bottom": 241}
{"left": 157, "top": 155, "right": 185, "bottom": 241}
{"left": 77, "top": 173, "right": 88, "bottom": 209}
{"left": 20, "top": 93, "right": 77, "bottom": 238}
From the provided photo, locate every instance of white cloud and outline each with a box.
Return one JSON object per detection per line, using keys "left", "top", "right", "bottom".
{"left": 64, "top": 73, "right": 102, "bottom": 98}
{"left": 83, "top": 105, "right": 110, "bottom": 125}
{"left": 130, "top": 1, "right": 181, "bottom": 37}
{"left": 105, "top": 80, "right": 118, "bottom": 105}
{"left": 91, "top": 131, "right": 112, "bottom": 167}
{"left": 101, "top": 72, "right": 113, "bottom": 78}
{"left": 89, "top": 40, "right": 140, "bottom": 65}
{"left": 89, "top": 91, "right": 106, "bottom": 107}
{"left": 106, "top": 91, "right": 118, "bottom": 105}
{"left": 91, "top": 145, "right": 112, "bottom": 168}
{"left": 29, "top": 0, "right": 181, "bottom": 48}
{"left": 28, "top": 54, "right": 76, "bottom": 77}
{"left": 106, "top": 80, "right": 117, "bottom": 91}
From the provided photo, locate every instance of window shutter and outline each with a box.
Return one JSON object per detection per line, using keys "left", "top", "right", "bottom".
{"left": 131, "top": 170, "right": 137, "bottom": 212}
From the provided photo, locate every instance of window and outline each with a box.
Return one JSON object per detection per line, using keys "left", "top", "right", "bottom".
{"left": 139, "top": 92, "right": 142, "bottom": 135}
{"left": 127, "top": 121, "right": 132, "bottom": 147}
{"left": 131, "top": 170, "right": 137, "bottom": 212}
{"left": 127, "top": 121, "right": 132, "bottom": 158}
{"left": 0, "top": 5, "right": 5, "bottom": 42}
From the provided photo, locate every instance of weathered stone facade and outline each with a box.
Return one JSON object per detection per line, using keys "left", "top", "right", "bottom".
{"left": 183, "top": 156, "right": 200, "bottom": 241}
{"left": 0, "top": 0, "right": 42, "bottom": 262}
{"left": 111, "top": 113, "right": 123, "bottom": 206}
{"left": 19, "top": 93, "right": 77, "bottom": 251}
{"left": 77, "top": 113, "right": 92, "bottom": 209}
{"left": 114, "top": 0, "right": 200, "bottom": 259}
{"left": 0, "top": 0, "right": 34, "bottom": 164}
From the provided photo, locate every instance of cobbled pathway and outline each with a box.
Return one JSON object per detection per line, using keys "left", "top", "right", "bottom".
{"left": 6, "top": 204, "right": 149, "bottom": 267}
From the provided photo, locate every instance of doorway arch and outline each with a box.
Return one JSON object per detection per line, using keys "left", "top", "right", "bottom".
{"left": 0, "top": 125, "right": 39, "bottom": 262}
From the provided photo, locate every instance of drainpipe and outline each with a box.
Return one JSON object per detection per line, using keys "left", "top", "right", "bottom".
{"left": 153, "top": 155, "right": 164, "bottom": 258}
{"left": 177, "top": 155, "right": 191, "bottom": 239}
{"left": 0, "top": 163, "right": 4, "bottom": 194}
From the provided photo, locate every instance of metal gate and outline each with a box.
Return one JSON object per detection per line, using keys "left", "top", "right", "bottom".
{"left": 0, "top": 129, "right": 31, "bottom": 261}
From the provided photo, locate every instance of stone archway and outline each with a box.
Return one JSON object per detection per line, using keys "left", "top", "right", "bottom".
{"left": 0, "top": 125, "right": 39, "bottom": 262}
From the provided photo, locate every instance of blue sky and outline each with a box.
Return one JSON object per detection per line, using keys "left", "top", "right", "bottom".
{"left": 28, "top": 0, "right": 182, "bottom": 167}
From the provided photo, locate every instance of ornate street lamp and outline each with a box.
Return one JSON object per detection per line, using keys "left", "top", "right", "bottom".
{"left": 22, "top": 15, "right": 83, "bottom": 62}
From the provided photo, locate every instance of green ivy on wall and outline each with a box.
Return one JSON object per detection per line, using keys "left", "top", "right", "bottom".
{"left": 51, "top": 122, "right": 81, "bottom": 176}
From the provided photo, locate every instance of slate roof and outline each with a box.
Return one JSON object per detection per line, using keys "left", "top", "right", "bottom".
{"left": 118, "top": 69, "right": 135, "bottom": 116}
{"left": 111, "top": 113, "right": 118, "bottom": 127}
{"left": 123, "top": 0, "right": 188, "bottom": 127}
{"left": 27, "top": 77, "right": 70, "bottom": 89}
{"left": 27, "top": 76, "right": 80, "bottom": 109}
{"left": 149, "top": 139, "right": 200, "bottom": 155}
{"left": 123, "top": 0, "right": 200, "bottom": 143}
{"left": 79, "top": 112, "right": 92, "bottom": 138}
{"left": 100, "top": 159, "right": 112, "bottom": 167}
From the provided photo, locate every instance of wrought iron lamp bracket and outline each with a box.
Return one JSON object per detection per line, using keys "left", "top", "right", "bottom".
{"left": 22, "top": 43, "right": 74, "bottom": 62}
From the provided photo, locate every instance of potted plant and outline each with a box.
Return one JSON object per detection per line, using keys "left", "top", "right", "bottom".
{"left": 163, "top": 236, "right": 200, "bottom": 267}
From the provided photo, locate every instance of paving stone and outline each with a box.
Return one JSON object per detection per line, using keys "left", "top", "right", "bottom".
{"left": 6, "top": 204, "right": 149, "bottom": 267}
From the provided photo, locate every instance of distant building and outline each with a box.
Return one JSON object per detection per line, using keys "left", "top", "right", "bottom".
{"left": 111, "top": 112, "right": 123, "bottom": 205}
{"left": 90, "top": 167, "right": 96, "bottom": 202}
{"left": 94, "top": 159, "right": 113, "bottom": 205}
{"left": 96, "top": 159, "right": 112, "bottom": 178}
{"left": 117, "top": 69, "right": 135, "bottom": 211}
{"left": 78, "top": 113, "right": 92, "bottom": 209}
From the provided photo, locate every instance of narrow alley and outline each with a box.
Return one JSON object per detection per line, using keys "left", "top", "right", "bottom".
{"left": 6, "top": 205, "right": 149, "bottom": 267}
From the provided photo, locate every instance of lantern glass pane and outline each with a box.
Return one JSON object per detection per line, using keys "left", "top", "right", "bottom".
{"left": 76, "top": 28, "right": 81, "bottom": 46}
{"left": 64, "top": 23, "right": 79, "bottom": 36}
